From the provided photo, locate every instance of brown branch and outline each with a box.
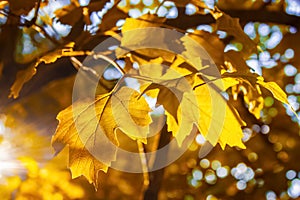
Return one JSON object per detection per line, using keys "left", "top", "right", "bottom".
{"left": 143, "top": 124, "right": 171, "bottom": 200}
{"left": 166, "top": 7, "right": 300, "bottom": 29}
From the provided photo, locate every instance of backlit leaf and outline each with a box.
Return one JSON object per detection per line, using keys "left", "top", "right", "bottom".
{"left": 9, "top": 43, "right": 87, "bottom": 99}
{"left": 52, "top": 87, "right": 151, "bottom": 185}
{"left": 257, "top": 80, "right": 288, "bottom": 105}
{"left": 257, "top": 79, "right": 298, "bottom": 117}
{"left": 194, "top": 78, "right": 246, "bottom": 149}
{"left": 183, "top": 30, "right": 225, "bottom": 67}
{"left": 163, "top": 76, "right": 245, "bottom": 148}
{"left": 116, "top": 14, "right": 175, "bottom": 62}
{"left": 9, "top": 63, "right": 37, "bottom": 99}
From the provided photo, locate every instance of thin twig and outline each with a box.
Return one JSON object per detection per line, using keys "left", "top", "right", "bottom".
{"left": 70, "top": 56, "right": 101, "bottom": 78}
{"left": 33, "top": 0, "right": 42, "bottom": 24}
{"left": 70, "top": 56, "right": 114, "bottom": 91}
{"left": 154, "top": 0, "right": 166, "bottom": 14}
{"left": 193, "top": 76, "right": 222, "bottom": 90}
{"left": 92, "top": 52, "right": 125, "bottom": 75}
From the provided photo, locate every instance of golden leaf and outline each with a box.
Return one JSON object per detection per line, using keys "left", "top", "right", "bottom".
{"left": 9, "top": 42, "right": 86, "bottom": 99}
{"left": 194, "top": 78, "right": 246, "bottom": 149}
{"left": 52, "top": 87, "right": 151, "bottom": 185}
{"left": 115, "top": 14, "right": 175, "bottom": 63}
{"left": 257, "top": 80, "right": 288, "bottom": 105}
{"left": 183, "top": 30, "right": 225, "bottom": 67}
{"left": 257, "top": 79, "right": 298, "bottom": 117}
{"left": 9, "top": 63, "right": 37, "bottom": 99}
{"left": 162, "top": 76, "right": 246, "bottom": 148}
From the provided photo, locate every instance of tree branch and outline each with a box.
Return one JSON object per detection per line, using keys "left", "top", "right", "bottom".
{"left": 166, "top": 7, "right": 300, "bottom": 29}
{"left": 143, "top": 124, "right": 171, "bottom": 200}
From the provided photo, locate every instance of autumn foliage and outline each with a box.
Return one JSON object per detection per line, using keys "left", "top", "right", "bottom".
{"left": 0, "top": 0, "right": 300, "bottom": 200}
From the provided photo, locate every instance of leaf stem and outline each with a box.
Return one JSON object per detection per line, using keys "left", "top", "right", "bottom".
{"left": 154, "top": 0, "right": 166, "bottom": 14}
{"left": 92, "top": 52, "right": 125, "bottom": 75}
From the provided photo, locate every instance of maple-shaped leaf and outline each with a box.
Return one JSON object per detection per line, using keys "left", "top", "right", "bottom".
{"left": 166, "top": 76, "right": 246, "bottom": 149}
{"left": 164, "top": 91, "right": 199, "bottom": 145}
{"left": 52, "top": 87, "right": 151, "bottom": 186}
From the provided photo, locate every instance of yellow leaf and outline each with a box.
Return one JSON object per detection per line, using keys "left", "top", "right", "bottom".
{"left": 115, "top": 14, "right": 174, "bottom": 62}
{"left": 9, "top": 63, "right": 37, "bottom": 99}
{"left": 9, "top": 43, "right": 84, "bottom": 99}
{"left": 183, "top": 30, "right": 225, "bottom": 67}
{"left": 165, "top": 77, "right": 245, "bottom": 149}
{"left": 52, "top": 87, "right": 151, "bottom": 186}
{"left": 0, "top": 1, "right": 8, "bottom": 10}
{"left": 0, "top": 176, "right": 21, "bottom": 200}
{"left": 222, "top": 72, "right": 265, "bottom": 119}
{"left": 19, "top": 157, "right": 39, "bottom": 178}
{"left": 243, "top": 85, "right": 264, "bottom": 119}
{"left": 140, "top": 73, "right": 194, "bottom": 130}
{"left": 122, "top": 14, "right": 165, "bottom": 31}
{"left": 194, "top": 79, "right": 246, "bottom": 149}
{"left": 257, "top": 80, "right": 298, "bottom": 118}
{"left": 138, "top": 57, "right": 192, "bottom": 80}
{"left": 257, "top": 80, "right": 288, "bottom": 104}
{"left": 220, "top": 77, "right": 240, "bottom": 90}
{"left": 165, "top": 91, "right": 199, "bottom": 145}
